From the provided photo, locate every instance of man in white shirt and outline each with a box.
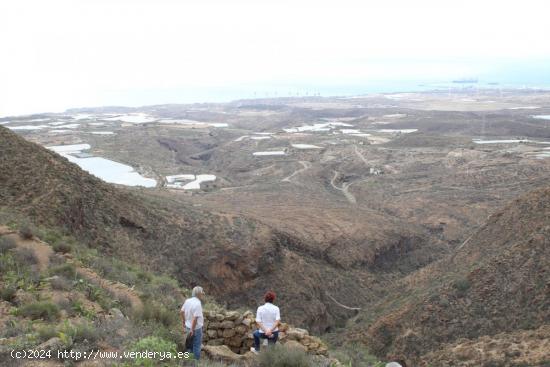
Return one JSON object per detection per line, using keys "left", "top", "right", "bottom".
{"left": 180, "top": 286, "right": 205, "bottom": 360}
{"left": 251, "top": 290, "right": 281, "bottom": 353}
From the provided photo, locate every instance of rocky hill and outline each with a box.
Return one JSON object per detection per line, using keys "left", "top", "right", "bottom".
{"left": 0, "top": 126, "right": 275, "bottom": 302}
{"left": 349, "top": 186, "right": 550, "bottom": 366}
{"left": 0, "top": 125, "right": 425, "bottom": 334}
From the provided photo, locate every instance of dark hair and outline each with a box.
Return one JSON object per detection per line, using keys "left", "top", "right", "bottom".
{"left": 264, "top": 291, "right": 276, "bottom": 303}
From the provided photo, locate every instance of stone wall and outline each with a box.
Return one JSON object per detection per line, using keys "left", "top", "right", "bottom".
{"left": 202, "top": 309, "right": 329, "bottom": 356}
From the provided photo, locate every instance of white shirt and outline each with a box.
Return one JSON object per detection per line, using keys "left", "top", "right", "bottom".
{"left": 181, "top": 297, "right": 204, "bottom": 330}
{"left": 255, "top": 302, "right": 281, "bottom": 333}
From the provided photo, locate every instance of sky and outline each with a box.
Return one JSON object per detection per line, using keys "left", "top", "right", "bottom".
{"left": 1, "top": 0, "right": 550, "bottom": 116}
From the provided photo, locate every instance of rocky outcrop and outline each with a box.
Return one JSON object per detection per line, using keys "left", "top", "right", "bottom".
{"left": 202, "top": 309, "right": 329, "bottom": 356}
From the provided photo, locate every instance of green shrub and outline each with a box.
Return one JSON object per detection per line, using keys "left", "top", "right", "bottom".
{"left": 19, "top": 224, "right": 35, "bottom": 240}
{"left": 129, "top": 336, "right": 177, "bottom": 367}
{"left": 0, "top": 237, "right": 17, "bottom": 254}
{"left": 136, "top": 302, "right": 177, "bottom": 327}
{"left": 17, "top": 301, "right": 60, "bottom": 321}
{"left": 49, "top": 263, "right": 77, "bottom": 278}
{"left": 257, "top": 345, "right": 312, "bottom": 367}
{"left": 13, "top": 247, "right": 38, "bottom": 265}
{"left": 36, "top": 324, "right": 58, "bottom": 342}
{"left": 452, "top": 278, "right": 471, "bottom": 296}
{"left": 62, "top": 321, "right": 99, "bottom": 343}
{"left": 52, "top": 242, "right": 72, "bottom": 254}
{"left": 84, "top": 284, "right": 102, "bottom": 302}
{"left": 40, "top": 229, "right": 63, "bottom": 246}
{"left": 0, "top": 285, "right": 17, "bottom": 302}
{"left": 70, "top": 299, "right": 96, "bottom": 319}
{"left": 50, "top": 276, "right": 72, "bottom": 291}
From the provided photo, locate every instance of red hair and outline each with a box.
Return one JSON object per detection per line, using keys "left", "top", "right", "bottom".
{"left": 264, "top": 291, "right": 276, "bottom": 303}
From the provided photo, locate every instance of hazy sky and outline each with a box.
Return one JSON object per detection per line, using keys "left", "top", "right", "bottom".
{"left": 1, "top": 0, "right": 550, "bottom": 116}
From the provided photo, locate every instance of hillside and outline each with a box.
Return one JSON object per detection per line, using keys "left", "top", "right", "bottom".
{"left": 348, "top": 186, "right": 550, "bottom": 366}
{"left": 0, "top": 223, "right": 343, "bottom": 366}
{"left": 0, "top": 125, "right": 276, "bottom": 298}
{"left": 0, "top": 125, "right": 426, "bottom": 334}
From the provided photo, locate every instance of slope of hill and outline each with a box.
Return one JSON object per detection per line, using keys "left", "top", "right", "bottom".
{"left": 0, "top": 126, "right": 428, "bottom": 334}
{"left": 349, "top": 186, "right": 550, "bottom": 366}
{"left": 0, "top": 224, "right": 343, "bottom": 366}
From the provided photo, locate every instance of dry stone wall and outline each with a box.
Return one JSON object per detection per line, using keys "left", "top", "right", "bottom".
{"left": 202, "top": 309, "right": 329, "bottom": 356}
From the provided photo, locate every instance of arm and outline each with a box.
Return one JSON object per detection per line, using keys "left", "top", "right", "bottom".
{"left": 189, "top": 316, "right": 198, "bottom": 336}
{"left": 179, "top": 309, "right": 186, "bottom": 331}
{"left": 269, "top": 307, "right": 281, "bottom": 335}
{"left": 255, "top": 308, "right": 268, "bottom": 334}
{"left": 256, "top": 321, "right": 269, "bottom": 334}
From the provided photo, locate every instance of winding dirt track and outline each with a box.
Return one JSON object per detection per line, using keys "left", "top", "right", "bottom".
{"left": 354, "top": 145, "right": 369, "bottom": 166}
{"left": 330, "top": 171, "right": 357, "bottom": 205}
{"left": 282, "top": 160, "right": 311, "bottom": 182}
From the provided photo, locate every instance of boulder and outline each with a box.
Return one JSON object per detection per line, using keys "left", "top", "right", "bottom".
{"left": 109, "top": 308, "right": 125, "bottom": 320}
{"left": 308, "top": 342, "right": 320, "bottom": 350}
{"left": 226, "top": 335, "right": 243, "bottom": 347}
{"left": 222, "top": 328, "right": 236, "bottom": 338}
{"left": 230, "top": 346, "right": 241, "bottom": 354}
{"left": 286, "top": 328, "right": 309, "bottom": 341}
{"left": 202, "top": 345, "right": 245, "bottom": 363}
{"left": 207, "top": 338, "right": 225, "bottom": 346}
{"left": 235, "top": 325, "right": 248, "bottom": 335}
{"left": 317, "top": 345, "right": 329, "bottom": 356}
{"left": 220, "top": 320, "right": 235, "bottom": 329}
{"left": 207, "top": 329, "right": 218, "bottom": 338}
{"left": 37, "top": 337, "right": 64, "bottom": 352}
{"left": 243, "top": 310, "right": 254, "bottom": 318}
{"left": 225, "top": 311, "right": 240, "bottom": 320}
{"left": 209, "top": 321, "right": 221, "bottom": 329}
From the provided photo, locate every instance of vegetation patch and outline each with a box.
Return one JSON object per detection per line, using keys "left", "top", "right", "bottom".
{"left": 0, "top": 237, "right": 17, "bottom": 254}
{"left": 49, "top": 276, "right": 72, "bottom": 291}
{"left": 16, "top": 301, "right": 60, "bottom": 321}
{"left": 52, "top": 242, "right": 72, "bottom": 254}
{"left": 13, "top": 247, "right": 38, "bottom": 265}
{"left": 49, "top": 263, "right": 77, "bottom": 278}
{"left": 0, "top": 284, "right": 17, "bottom": 302}
{"left": 257, "top": 345, "right": 312, "bottom": 367}
{"left": 452, "top": 277, "right": 471, "bottom": 296}
{"left": 18, "top": 222, "right": 36, "bottom": 240}
{"left": 127, "top": 336, "right": 178, "bottom": 367}
{"left": 136, "top": 301, "right": 178, "bottom": 327}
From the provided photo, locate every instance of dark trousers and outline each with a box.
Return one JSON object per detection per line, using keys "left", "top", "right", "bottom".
{"left": 253, "top": 330, "right": 279, "bottom": 351}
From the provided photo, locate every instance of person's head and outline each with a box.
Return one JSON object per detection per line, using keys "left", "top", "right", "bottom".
{"left": 264, "top": 290, "right": 276, "bottom": 303}
{"left": 192, "top": 286, "right": 204, "bottom": 300}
